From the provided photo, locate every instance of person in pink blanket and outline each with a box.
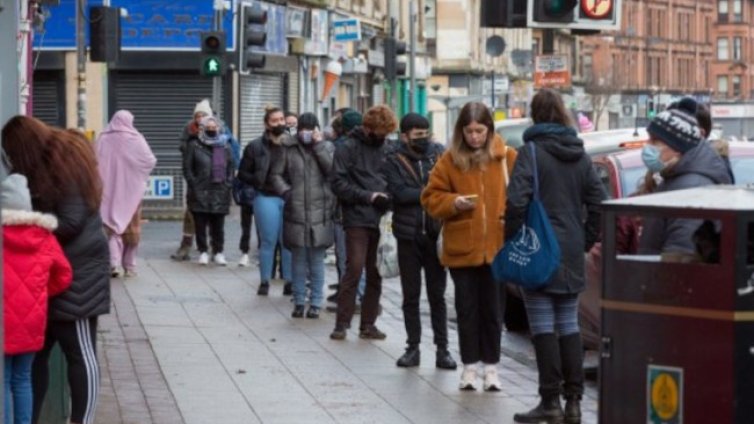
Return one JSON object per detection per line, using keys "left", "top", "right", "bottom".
{"left": 96, "top": 110, "right": 157, "bottom": 278}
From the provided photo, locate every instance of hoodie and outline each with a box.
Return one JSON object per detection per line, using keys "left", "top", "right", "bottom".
{"left": 639, "top": 142, "right": 733, "bottom": 256}
{"left": 504, "top": 123, "right": 606, "bottom": 294}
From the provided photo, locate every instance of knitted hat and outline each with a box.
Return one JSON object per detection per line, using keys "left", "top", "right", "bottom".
{"left": 194, "top": 99, "right": 213, "bottom": 117}
{"left": 341, "top": 110, "right": 363, "bottom": 133}
{"left": 646, "top": 98, "right": 702, "bottom": 153}
{"left": 399, "top": 113, "right": 430, "bottom": 134}
{"left": 1, "top": 174, "right": 32, "bottom": 211}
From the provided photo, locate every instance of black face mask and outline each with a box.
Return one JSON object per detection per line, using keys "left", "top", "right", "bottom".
{"left": 204, "top": 130, "right": 218, "bottom": 138}
{"left": 410, "top": 137, "right": 430, "bottom": 153}
{"left": 271, "top": 125, "right": 287, "bottom": 136}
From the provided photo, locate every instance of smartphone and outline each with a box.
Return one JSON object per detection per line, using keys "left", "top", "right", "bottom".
{"left": 462, "top": 194, "right": 479, "bottom": 204}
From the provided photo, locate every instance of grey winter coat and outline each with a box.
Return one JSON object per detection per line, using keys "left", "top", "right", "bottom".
{"left": 35, "top": 192, "right": 110, "bottom": 321}
{"left": 269, "top": 137, "right": 336, "bottom": 249}
{"left": 183, "top": 137, "right": 234, "bottom": 215}
{"left": 505, "top": 124, "right": 606, "bottom": 294}
{"left": 638, "top": 142, "right": 732, "bottom": 256}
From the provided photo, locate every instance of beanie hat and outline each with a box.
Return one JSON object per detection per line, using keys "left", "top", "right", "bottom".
{"left": 1, "top": 174, "right": 32, "bottom": 212}
{"left": 399, "top": 113, "right": 430, "bottom": 134}
{"left": 297, "top": 112, "right": 319, "bottom": 130}
{"left": 341, "top": 110, "right": 363, "bottom": 133}
{"left": 194, "top": 99, "right": 213, "bottom": 117}
{"left": 646, "top": 98, "right": 702, "bottom": 154}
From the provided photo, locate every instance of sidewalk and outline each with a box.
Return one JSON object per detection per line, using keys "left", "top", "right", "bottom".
{"left": 94, "top": 219, "right": 598, "bottom": 424}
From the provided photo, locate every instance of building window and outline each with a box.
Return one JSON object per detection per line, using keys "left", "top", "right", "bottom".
{"left": 733, "top": 75, "right": 742, "bottom": 97}
{"left": 718, "top": 38, "right": 730, "bottom": 60}
{"left": 718, "top": 0, "right": 729, "bottom": 22}
{"left": 718, "top": 75, "right": 729, "bottom": 95}
{"left": 734, "top": 37, "right": 743, "bottom": 61}
{"left": 733, "top": 0, "right": 743, "bottom": 22}
{"left": 582, "top": 54, "right": 593, "bottom": 81}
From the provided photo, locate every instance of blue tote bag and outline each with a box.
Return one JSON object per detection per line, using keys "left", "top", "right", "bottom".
{"left": 491, "top": 143, "right": 561, "bottom": 289}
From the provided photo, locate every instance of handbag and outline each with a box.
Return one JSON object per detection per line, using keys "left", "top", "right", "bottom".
{"left": 437, "top": 147, "right": 510, "bottom": 258}
{"left": 491, "top": 143, "right": 561, "bottom": 289}
{"left": 377, "top": 211, "right": 400, "bottom": 279}
{"left": 232, "top": 177, "right": 255, "bottom": 206}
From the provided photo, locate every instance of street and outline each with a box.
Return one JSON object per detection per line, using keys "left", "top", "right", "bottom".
{"left": 94, "top": 211, "right": 598, "bottom": 424}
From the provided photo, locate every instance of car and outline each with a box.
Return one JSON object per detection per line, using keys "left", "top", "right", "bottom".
{"left": 495, "top": 118, "right": 531, "bottom": 149}
{"left": 580, "top": 141, "right": 754, "bottom": 349}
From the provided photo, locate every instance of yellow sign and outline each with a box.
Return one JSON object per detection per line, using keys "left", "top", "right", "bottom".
{"left": 648, "top": 365, "right": 682, "bottom": 424}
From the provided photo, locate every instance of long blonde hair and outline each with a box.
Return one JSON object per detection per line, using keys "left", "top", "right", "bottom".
{"left": 449, "top": 102, "right": 495, "bottom": 172}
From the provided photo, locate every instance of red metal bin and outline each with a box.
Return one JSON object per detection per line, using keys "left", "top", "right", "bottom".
{"left": 599, "top": 186, "right": 754, "bottom": 424}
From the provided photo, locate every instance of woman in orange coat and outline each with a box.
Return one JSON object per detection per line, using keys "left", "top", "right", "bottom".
{"left": 421, "top": 102, "right": 516, "bottom": 392}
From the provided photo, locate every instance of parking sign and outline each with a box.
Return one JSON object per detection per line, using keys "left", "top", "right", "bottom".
{"left": 144, "top": 176, "right": 174, "bottom": 200}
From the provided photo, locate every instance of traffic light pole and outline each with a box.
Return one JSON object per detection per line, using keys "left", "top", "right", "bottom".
{"left": 212, "top": 0, "right": 223, "bottom": 121}
{"left": 408, "top": 0, "right": 417, "bottom": 113}
{"left": 76, "top": 0, "right": 87, "bottom": 129}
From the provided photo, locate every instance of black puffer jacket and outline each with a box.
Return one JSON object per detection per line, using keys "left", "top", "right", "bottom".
{"left": 269, "top": 137, "right": 336, "bottom": 249}
{"left": 330, "top": 128, "right": 389, "bottom": 229}
{"left": 238, "top": 132, "right": 292, "bottom": 196}
{"left": 383, "top": 141, "right": 443, "bottom": 241}
{"left": 505, "top": 124, "right": 606, "bottom": 294}
{"left": 35, "top": 192, "right": 110, "bottom": 321}
{"left": 638, "top": 142, "right": 732, "bottom": 255}
{"left": 183, "top": 137, "right": 233, "bottom": 215}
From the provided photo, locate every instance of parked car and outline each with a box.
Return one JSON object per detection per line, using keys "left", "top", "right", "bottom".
{"left": 580, "top": 141, "right": 754, "bottom": 349}
{"left": 495, "top": 118, "right": 531, "bottom": 149}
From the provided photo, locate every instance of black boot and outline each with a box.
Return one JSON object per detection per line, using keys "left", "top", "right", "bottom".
{"left": 396, "top": 345, "right": 420, "bottom": 367}
{"left": 435, "top": 347, "right": 457, "bottom": 370}
{"left": 560, "top": 333, "right": 584, "bottom": 424}
{"left": 513, "top": 333, "right": 564, "bottom": 423}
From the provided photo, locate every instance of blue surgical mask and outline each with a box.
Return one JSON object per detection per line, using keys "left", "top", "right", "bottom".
{"left": 641, "top": 144, "right": 666, "bottom": 173}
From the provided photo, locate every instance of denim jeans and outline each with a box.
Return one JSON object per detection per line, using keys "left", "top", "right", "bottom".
{"left": 253, "top": 194, "right": 292, "bottom": 283}
{"left": 334, "top": 222, "right": 366, "bottom": 300}
{"left": 291, "top": 247, "right": 327, "bottom": 308}
{"left": 5, "top": 353, "right": 34, "bottom": 424}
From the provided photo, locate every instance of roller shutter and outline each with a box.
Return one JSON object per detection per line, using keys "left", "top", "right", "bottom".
{"left": 239, "top": 73, "right": 284, "bottom": 144}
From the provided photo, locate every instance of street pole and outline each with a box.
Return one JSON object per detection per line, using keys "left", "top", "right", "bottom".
{"left": 408, "top": 0, "right": 417, "bottom": 113}
{"left": 212, "top": 0, "right": 223, "bottom": 121}
{"left": 491, "top": 72, "right": 495, "bottom": 111}
{"left": 76, "top": 0, "right": 87, "bottom": 129}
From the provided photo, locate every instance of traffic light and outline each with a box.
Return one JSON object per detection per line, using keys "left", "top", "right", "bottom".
{"left": 240, "top": 5, "right": 268, "bottom": 72}
{"left": 384, "top": 37, "right": 407, "bottom": 81}
{"left": 527, "top": 0, "right": 621, "bottom": 31}
{"left": 647, "top": 99, "right": 656, "bottom": 119}
{"left": 200, "top": 32, "right": 225, "bottom": 77}
{"left": 480, "top": 0, "right": 527, "bottom": 28}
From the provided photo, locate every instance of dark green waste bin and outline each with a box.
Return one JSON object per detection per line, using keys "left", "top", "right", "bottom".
{"left": 37, "top": 344, "right": 69, "bottom": 424}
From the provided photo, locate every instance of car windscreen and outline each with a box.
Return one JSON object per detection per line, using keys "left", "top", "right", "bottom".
{"left": 620, "top": 165, "right": 649, "bottom": 196}
{"left": 496, "top": 125, "right": 528, "bottom": 149}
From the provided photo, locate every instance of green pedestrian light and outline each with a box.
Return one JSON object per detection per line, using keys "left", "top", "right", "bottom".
{"left": 203, "top": 57, "right": 222, "bottom": 76}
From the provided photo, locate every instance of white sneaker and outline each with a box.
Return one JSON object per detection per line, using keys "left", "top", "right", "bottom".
{"left": 483, "top": 365, "right": 502, "bottom": 392}
{"left": 213, "top": 253, "right": 227, "bottom": 266}
{"left": 198, "top": 252, "right": 209, "bottom": 266}
{"left": 459, "top": 365, "right": 478, "bottom": 391}
{"left": 238, "top": 253, "right": 249, "bottom": 267}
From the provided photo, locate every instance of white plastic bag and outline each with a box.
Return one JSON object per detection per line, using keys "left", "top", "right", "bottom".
{"left": 377, "top": 212, "right": 400, "bottom": 279}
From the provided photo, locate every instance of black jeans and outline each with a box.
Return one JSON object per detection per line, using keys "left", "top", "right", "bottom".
{"left": 336, "top": 227, "right": 382, "bottom": 328}
{"left": 239, "top": 205, "right": 254, "bottom": 253}
{"left": 449, "top": 265, "right": 503, "bottom": 364}
{"left": 193, "top": 212, "right": 225, "bottom": 254}
{"left": 397, "top": 235, "right": 448, "bottom": 348}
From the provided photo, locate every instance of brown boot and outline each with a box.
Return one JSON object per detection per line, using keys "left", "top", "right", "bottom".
{"left": 170, "top": 236, "right": 192, "bottom": 261}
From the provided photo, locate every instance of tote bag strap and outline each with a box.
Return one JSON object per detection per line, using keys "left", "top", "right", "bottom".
{"left": 529, "top": 143, "right": 540, "bottom": 200}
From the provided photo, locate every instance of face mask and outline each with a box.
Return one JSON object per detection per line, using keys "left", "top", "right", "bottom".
{"left": 288, "top": 127, "right": 297, "bottom": 136}
{"left": 299, "top": 130, "right": 313, "bottom": 144}
{"left": 204, "top": 130, "right": 218, "bottom": 138}
{"left": 641, "top": 144, "right": 667, "bottom": 173}
{"left": 410, "top": 137, "right": 430, "bottom": 153}
{"left": 271, "top": 125, "right": 287, "bottom": 136}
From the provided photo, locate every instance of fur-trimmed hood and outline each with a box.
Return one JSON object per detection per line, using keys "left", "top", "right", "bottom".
{"left": 2, "top": 209, "right": 58, "bottom": 230}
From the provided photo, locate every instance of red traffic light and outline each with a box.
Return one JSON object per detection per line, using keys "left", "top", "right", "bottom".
{"left": 200, "top": 32, "right": 225, "bottom": 55}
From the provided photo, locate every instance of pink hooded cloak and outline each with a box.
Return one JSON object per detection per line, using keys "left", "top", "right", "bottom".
{"left": 97, "top": 110, "right": 157, "bottom": 234}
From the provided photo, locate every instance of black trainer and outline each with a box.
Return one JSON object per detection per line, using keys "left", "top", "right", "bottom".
{"left": 330, "top": 323, "right": 347, "bottom": 340}
{"left": 306, "top": 306, "right": 320, "bottom": 319}
{"left": 257, "top": 282, "right": 270, "bottom": 296}
{"left": 435, "top": 348, "right": 458, "bottom": 370}
{"left": 283, "top": 282, "right": 293, "bottom": 296}
{"left": 291, "top": 305, "right": 305, "bottom": 318}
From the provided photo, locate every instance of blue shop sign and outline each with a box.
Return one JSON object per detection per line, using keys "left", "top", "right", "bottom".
{"left": 34, "top": 0, "right": 236, "bottom": 50}
{"left": 332, "top": 18, "right": 361, "bottom": 42}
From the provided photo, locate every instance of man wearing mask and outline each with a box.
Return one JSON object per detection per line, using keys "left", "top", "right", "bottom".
{"left": 383, "top": 113, "right": 457, "bottom": 370}
{"left": 638, "top": 98, "right": 732, "bottom": 261}
{"left": 329, "top": 105, "right": 397, "bottom": 340}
